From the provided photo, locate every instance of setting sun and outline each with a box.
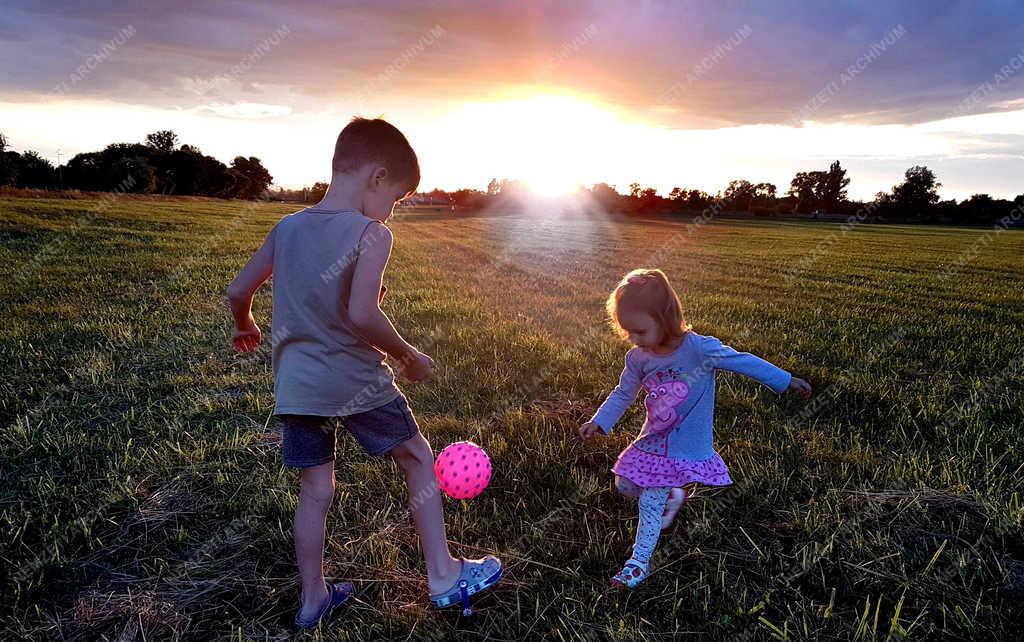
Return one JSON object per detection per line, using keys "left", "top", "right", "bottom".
{"left": 439, "top": 94, "right": 628, "bottom": 196}
{"left": 523, "top": 173, "right": 578, "bottom": 197}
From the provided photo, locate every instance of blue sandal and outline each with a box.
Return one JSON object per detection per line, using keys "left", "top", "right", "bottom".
{"left": 429, "top": 556, "right": 503, "bottom": 616}
{"left": 294, "top": 580, "right": 354, "bottom": 630}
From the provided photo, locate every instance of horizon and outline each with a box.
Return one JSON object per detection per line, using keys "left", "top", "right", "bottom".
{"left": 2, "top": 2, "right": 1024, "bottom": 200}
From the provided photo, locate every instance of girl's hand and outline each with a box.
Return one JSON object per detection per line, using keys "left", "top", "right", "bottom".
{"left": 233, "top": 316, "right": 262, "bottom": 352}
{"left": 578, "top": 421, "right": 602, "bottom": 441}
{"left": 788, "top": 376, "right": 812, "bottom": 399}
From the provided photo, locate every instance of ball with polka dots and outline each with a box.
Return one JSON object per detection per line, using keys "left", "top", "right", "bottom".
{"left": 434, "top": 441, "right": 492, "bottom": 500}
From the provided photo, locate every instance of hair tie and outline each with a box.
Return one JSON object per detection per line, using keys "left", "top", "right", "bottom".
{"left": 627, "top": 274, "right": 651, "bottom": 285}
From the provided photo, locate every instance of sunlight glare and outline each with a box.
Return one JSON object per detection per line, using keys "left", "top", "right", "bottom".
{"left": 446, "top": 94, "right": 627, "bottom": 197}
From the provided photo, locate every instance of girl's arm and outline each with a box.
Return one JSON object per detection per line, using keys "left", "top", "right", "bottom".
{"left": 588, "top": 350, "right": 644, "bottom": 435}
{"left": 699, "top": 335, "right": 793, "bottom": 393}
{"left": 226, "top": 225, "right": 276, "bottom": 352}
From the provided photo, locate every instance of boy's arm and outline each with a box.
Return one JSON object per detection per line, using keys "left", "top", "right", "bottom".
{"left": 588, "top": 351, "right": 644, "bottom": 435}
{"left": 348, "top": 222, "right": 427, "bottom": 374}
{"left": 699, "top": 335, "right": 792, "bottom": 393}
{"left": 226, "top": 225, "right": 276, "bottom": 352}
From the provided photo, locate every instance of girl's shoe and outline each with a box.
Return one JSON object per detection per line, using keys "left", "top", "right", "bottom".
{"left": 294, "top": 580, "right": 354, "bottom": 630}
{"left": 611, "top": 557, "right": 650, "bottom": 589}
{"left": 430, "top": 555, "right": 503, "bottom": 616}
{"left": 661, "top": 487, "right": 687, "bottom": 529}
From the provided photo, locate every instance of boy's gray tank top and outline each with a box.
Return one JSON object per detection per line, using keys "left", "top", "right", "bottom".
{"left": 270, "top": 207, "right": 398, "bottom": 417}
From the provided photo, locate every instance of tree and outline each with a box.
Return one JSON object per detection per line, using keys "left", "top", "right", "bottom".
{"left": 960, "top": 193, "right": 997, "bottom": 224}
{"left": 164, "top": 147, "right": 201, "bottom": 194}
{"left": 622, "top": 183, "right": 662, "bottom": 213}
{"left": 227, "top": 156, "right": 273, "bottom": 199}
{"left": 680, "top": 188, "right": 711, "bottom": 210}
{"left": 750, "top": 182, "right": 777, "bottom": 212}
{"left": 497, "top": 178, "right": 526, "bottom": 198}
{"left": 309, "top": 181, "right": 328, "bottom": 202}
{"left": 486, "top": 178, "right": 500, "bottom": 196}
{"left": 723, "top": 179, "right": 757, "bottom": 211}
{"left": 666, "top": 186, "right": 711, "bottom": 210}
{"left": 109, "top": 155, "right": 156, "bottom": 193}
{"left": 788, "top": 171, "right": 825, "bottom": 213}
{"left": 195, "top": 151, "right": 232, "bottom": 196}
{"left": 160, "top": 145, "right": 231, "bottom": 196}
{"left": 786, "top": 161, "right": 850, "bottom": 213}
{"left": 1, "top": 152, "right": 18, "bottom": 186}
{"left": 0, "top": 132, "right": 15, "bottom": 186}
{"left": 754, "top": 182, "right": 776, "bottom": 201}
{"left": 145, "top": 130, "right": 179, "bottom": 153}
{"left": 891, "top": 165, "right": 941, "bottom": 218}
{"left": 15, "top": 151, "right": 56, "bottom": 188}
{"left": 934, "top": 198, "right": 961, "bottom": 224}
{"left": 450, "top": 188, "right": 487, "bottom": 208}
{"left": 63, "top": 151, "right": 100, "bottom": 190}
{"left": 143, "top": 132, "right": 180, "bottom": 193}
{"left": 819, "top": 160, "right": 850, "bottom": 212}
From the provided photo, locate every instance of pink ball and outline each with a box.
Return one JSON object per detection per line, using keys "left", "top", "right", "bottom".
{"left": 435, "top": 441, "right": 492, "bottom": 500}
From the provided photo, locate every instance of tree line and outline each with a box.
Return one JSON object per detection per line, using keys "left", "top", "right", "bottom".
{"left": 415, "top": 161, "right": 1022, "bottom": 225}
{"left": 2, "top": 133, "right": 1020, "bottom": 225}
{"left": 0, "top": 130, "right": 273, "bottom": 199}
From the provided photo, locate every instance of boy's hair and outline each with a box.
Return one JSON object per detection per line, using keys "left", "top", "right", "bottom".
{"left": 606, "top": 268, "right": 690, "bottom": 342}
{"left": 332, "top": 117, "right": 420, "bottom": 195}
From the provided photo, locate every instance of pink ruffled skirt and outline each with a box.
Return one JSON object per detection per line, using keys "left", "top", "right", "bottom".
{"left": 612, "top": 445, "right": 733, "bottom": 488}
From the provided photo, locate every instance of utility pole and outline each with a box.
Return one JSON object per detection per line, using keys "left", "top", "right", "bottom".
{"left": 56, "top": 149, "right": 64, "bottom": 190}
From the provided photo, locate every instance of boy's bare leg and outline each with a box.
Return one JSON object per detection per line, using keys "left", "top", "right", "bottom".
{"left": 389, "top": 434, "right": 462, "bottom": 594}
{"left": 295, "top": 461, "right": 334, "bottom": 617}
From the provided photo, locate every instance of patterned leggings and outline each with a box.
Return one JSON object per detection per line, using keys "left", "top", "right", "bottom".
{"left": 632, "top": 487, "right": 670, "bottom": 563}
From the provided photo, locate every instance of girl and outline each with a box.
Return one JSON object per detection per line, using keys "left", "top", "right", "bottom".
{"left": 579, "top": 268, "right": 811, "bottom": 588}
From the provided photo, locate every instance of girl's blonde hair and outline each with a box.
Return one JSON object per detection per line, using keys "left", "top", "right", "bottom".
{"left": 606, "top": 268, "right": 690, "bottom": 342}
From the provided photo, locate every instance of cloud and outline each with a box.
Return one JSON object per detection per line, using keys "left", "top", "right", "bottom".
{"left": 195, "top": 102, "right": 293, "bottom": 119}
{"left": 1, "top": 0, "right": 1022, "bottom": 128}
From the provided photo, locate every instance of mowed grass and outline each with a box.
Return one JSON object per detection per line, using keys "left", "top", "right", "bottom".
{"left": 1, "top": 194, "right": 1022, "bottom": 640}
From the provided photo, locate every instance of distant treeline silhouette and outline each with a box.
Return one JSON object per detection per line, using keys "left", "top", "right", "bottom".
{"left": 0, "top": 130, "right": 272, "bottom": 199}
{"left": 404, "top": 162, "right": 1021, "bottom": 226}
{"left": 3, "top": 132, "right": 1020, "bottom": 225}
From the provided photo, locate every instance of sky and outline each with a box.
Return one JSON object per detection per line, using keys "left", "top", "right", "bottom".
{"left": 2, "top": 0, "right": 1024, "bottom": 201}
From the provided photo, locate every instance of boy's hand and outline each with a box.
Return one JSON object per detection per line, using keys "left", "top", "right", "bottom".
{"left": 788, "top": 376, "right": 812, "bottom": 399}
{"left": 578, "top": 421, "right": 602, "bottom": 441}
{"left": 233, "top": 316, "right": 262, "bottom": 352}
{"left": 226, "top": 225, "right": 274, "bottom": 354}
{"left": 401, "top": 350, "right": 434, "bottom": 382}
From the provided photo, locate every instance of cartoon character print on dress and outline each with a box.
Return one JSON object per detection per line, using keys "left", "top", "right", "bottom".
{"left": 643, "top": 369, "right": 689, "bottom": 434}
{"left": 632, "top": 369, "right": 689, "bottom": 456}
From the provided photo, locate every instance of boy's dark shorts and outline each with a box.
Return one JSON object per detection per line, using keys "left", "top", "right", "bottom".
{"left": 277, "top": 394, "right": 419, "bottom": 468}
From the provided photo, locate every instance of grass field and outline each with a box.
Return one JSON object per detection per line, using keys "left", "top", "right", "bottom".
{"left": 1, "top": 194, "right": 1022, "bottom": 640}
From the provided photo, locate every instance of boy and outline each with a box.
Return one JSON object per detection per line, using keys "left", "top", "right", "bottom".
{"left": 226, "top": 118, "right": 501, "bottom": 629}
